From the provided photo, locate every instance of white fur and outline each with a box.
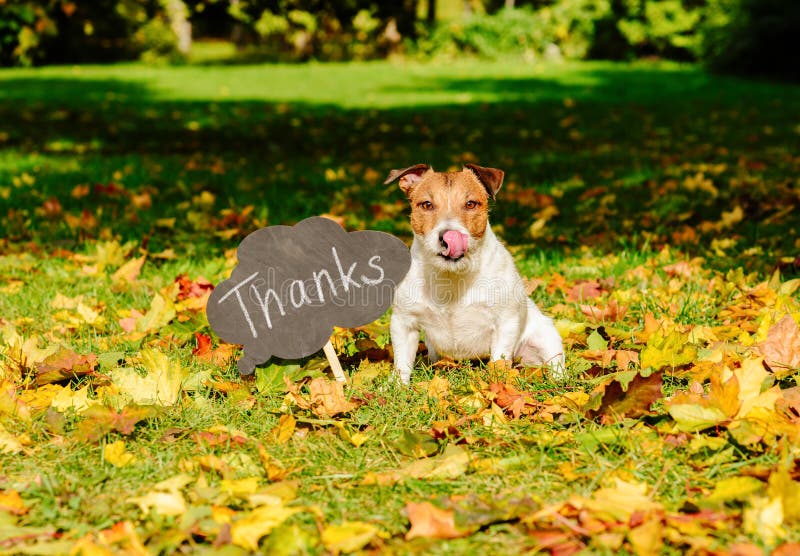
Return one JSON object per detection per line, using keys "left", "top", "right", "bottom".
{"left": 391, "top": 219, "right": 565, "bottom": 384}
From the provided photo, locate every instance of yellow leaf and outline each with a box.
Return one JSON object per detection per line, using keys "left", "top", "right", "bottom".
{"left": 0, "top": 489, "right": 28, "bottom": 515}
{"left": 112, "top": 256, "right": 145, "bottom": 288}
{"left": 113, "top": 349, "right": 186, "bottom": 406}
{"left": 426, "top": 376, "right": 450, "bottom": 399}
{"left": 231, "top": 504, "right": 299, "bottom": 551}
{"left": 153, "top": 474, "right": 194, "bottom": 493}
{"left": 270, "top": 413, "right": 296, "bottom": 444}
{"left": 744, "top": 496, "right": 784, "bottom": 546}
{"left": 135, "top": 293, "right": 176, "bottom": 333}
{"left": 362, "top": 445, "right": 468, "bottom": 485}
{"left": 702, "top": 476, "right": 763, "bottom": 507}
{"left": 127, "top": 491, "right": 186, "bottom": 517}
{"left": 668, "top": 404, "right": 727, "bottom": 432}
{"left": 321, "top": 521, "right": 378, "bottom": 554}
{"left": 640, "top": 329, "right": 697, "bottom": 370}
{"left": 0, "top": 425, "right": 26, "bottom": 454}
{"left": 768, "top": 468, "right": 800, "bottom": 522}
{"left": 51, "top": 292, "right": 84, "bottom": 309}
{"left": 220, "top": 477, "right": 260, "bottom": 498}
{"left": 628, "top": 518, "right": 663, "bottom": 556}
{"left": 584, "top": 478, "right": 662, "bottom": 522}
{"left": 104, "top": 441, "right": 136, "bottom": 467}
{"left": 50, "top": 385, "right": 97, "bottom": 414}
{"left": 77, "top": 302, "right": 104, "bottom": 326}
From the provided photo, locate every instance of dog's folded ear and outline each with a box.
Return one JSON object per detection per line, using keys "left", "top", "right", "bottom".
{"left": 465, "top": 163, "right": 504, "bottom": 198}
{"left": 384, "top": 164, "right": 431, "bottom": 196}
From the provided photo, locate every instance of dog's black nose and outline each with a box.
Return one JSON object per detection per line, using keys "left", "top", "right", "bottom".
{"left": 439, "top": 231, "right": 448, "bottom": 249}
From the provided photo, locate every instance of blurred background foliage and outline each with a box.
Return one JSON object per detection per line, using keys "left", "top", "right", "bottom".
{"left": 0, "top": 0, "right": 797, "bottom": 79}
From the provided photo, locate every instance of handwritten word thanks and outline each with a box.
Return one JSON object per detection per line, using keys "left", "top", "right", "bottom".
{"left": 216, "top": 246, "right": 385, "bottom": 338}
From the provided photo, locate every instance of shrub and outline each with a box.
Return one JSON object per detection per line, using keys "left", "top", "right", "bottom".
{"left": 416, "top": 2, "right": 611, "bottom": 61}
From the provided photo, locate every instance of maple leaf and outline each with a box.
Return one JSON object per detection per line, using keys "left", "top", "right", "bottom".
{"left": 321, "top": 522, "right": 379, "bottom": 554}
{"left": 580, "top": 298, "right": 628, "bottom": 322}
{"left": 640, "top": 329, "right": 697, "bottom": 370}
{"left": 104, "top": 441, "right": 137, "bottom": 467}
{"left": 567, "top": 280, "right": 603, "bottom": 302}
{"left": 113, "top": 349, "right": 186, "bottom": 406}
{"left": 0, "top": 489, "right": 28, "bottom": 515}
{"left": 362, "top": 445, "right": 468, "bottom": 486}
{"left": 192, "top": 332, "right": 237, "bottom": 366}
{"left": 405, "top": 502, "right": 465, "bottom": 540}
{"left": 230, "top": 505, "right": 299, "bottom": 551}
{"left": 760, "top": 314, "right": 800, "bottom": 376}
{"left": 586, "top": 372, "right": 663, "bottom": 423}
{"left": 34, "top": 348, "right": 97, "bottom": 386}
{"left": 175, "top": 273, "right": 213, "bottom": 300}
{"left": 489, "top": 381, "right": 538, "bottom": 419}
{"left": 111, "top": 255, "right": 145, "bottom": 290}
{"left": 75, "top": 405, "right": 157, "bottom": 442}
{"left": 288, "top": 377, "right": 358, "bottom": 418}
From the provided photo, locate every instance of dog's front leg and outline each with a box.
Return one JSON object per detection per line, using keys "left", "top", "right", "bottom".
{"left": 490, "top": 315, "right": 522, "bottom": 366}
{"left": 391, "top": 314, "right": 419, "bottom": 384}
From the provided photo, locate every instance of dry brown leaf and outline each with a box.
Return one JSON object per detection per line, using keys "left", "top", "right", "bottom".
{"left": 307, "top": 378, "right": 357, "bottom": 417}
{"left": 405, "top": 502, "right": 465, "bottom": 540}
{"left": 580, "top": 299, "right": 628, "bottom": 322}
{"left": 760, "top": 314, "right": 800, "bottom": 375}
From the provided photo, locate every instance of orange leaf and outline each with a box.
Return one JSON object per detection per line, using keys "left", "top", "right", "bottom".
{"left": 760, "top": 314, "right": 800, "bottom": 374}
{"left": 587, "top": 373, "right": 663, "bottom": 423}
{"left": 405, "top": 502, "right": 465, "bottom": 540}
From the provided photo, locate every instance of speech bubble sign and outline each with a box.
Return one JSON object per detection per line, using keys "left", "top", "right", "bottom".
{"left": 207, "top": 216, "right": 411, "bottom": 375}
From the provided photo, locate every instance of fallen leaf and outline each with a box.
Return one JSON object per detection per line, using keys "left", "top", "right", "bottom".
{"left": 34, "top": 348, "right": 97, "bottom": 386}
{"left": 321, "top": 521, "right": 379, "bottom": 553}
{"left": 405, "top": 502, "right": 465, "bottom": 540}
{"left": 587, "top": 372, "right": 663, "bottom": 422}
{"left": 104, "top": 440, "right": 136, "bottom": 467}
{"left": 0, "top": 489, "right": 28, "bottom": 515}
{"left": 760, "top": 314, "right": 800, "bottom": 376}
{"left": 128, "top": 490, "right": 186, "bottom": 517}
{"left": 113, "top": 349, "right": 186, "bottom": 407}
{"left": 230, "top": 504, "right": 299, "bottom": 551}
{"left": 362, "top": 445, "right": 468, "bottom": 485}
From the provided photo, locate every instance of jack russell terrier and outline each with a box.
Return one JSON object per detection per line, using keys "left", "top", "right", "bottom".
{"left": 385, "top": 163, "right": 565, "bottom": 384}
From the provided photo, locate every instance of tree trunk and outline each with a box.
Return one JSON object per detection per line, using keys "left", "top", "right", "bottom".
{"left": 427, "top": 0, "right": 436, "bottom": 24}
{"left": 164, "top": 0, "right": 192, "bottom": 55}
{"left": 505, "top": 0, "right": 515, "bottom": 8}
{"left": 463, "top": 0, "right": 471, "bottom": 16}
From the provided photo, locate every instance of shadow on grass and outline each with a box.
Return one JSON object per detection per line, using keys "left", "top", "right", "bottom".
{"left": 0, "top": 66, "right": 799, "bottom": 273}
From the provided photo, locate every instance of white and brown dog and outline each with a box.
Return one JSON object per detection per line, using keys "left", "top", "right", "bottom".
{"left": 385, "top": 163, "right": 565, "bottom": 384}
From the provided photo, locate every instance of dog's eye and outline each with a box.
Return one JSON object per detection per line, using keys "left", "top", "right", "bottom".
{"left": 418, "top": 201, "right": 434, "bottom": 210}
{"left": 465, "top": 200, "right": 479, "bottom": 210}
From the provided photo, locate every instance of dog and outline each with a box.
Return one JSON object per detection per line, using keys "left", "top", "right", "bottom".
{"left": 385, "top": 163, "right": 565, "bottom": 384}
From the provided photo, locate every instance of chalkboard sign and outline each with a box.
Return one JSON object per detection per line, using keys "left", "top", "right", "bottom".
{"left": 207, "top": 216, "right": 412, "bottom": 376}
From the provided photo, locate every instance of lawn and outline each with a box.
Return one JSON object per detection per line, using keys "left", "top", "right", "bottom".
{"left": 1, "top": 59, "right": 799, "bottom": 555}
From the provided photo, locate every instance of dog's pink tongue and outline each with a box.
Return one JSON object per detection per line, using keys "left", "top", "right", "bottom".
{"left": 443, "top": 230, "right": 469, "bottom": 259}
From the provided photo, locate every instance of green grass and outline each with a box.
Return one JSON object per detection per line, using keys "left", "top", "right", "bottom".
{"left": 1, "top": 59, "right": 800, "bottom": 554}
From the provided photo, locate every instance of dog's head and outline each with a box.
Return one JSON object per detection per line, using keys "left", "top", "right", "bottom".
{"left": 385, "top": 163, "right": 504, "bottom": 272}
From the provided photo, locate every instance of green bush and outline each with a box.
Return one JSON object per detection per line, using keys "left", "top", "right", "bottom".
{"left": 229, "top": 5, "right": 389, "bottom": 62}
{"left": 615, "top": 0, "right": 704, "bottom": 60}
{"left": 416, "top": 2, "right": 610, "bottom": 61}
{"left": 0, "top": 0, "right": 185, "bottom": 66}
{"left": 0, "top": 2, "right": 57, "bottom": 66}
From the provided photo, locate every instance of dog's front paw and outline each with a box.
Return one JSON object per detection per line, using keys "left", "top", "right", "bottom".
{"left": 545, "top": 353, "right": 567, "bottom": 382}
{"left": 393, "top": 366, "right": 412, "bottom": 386}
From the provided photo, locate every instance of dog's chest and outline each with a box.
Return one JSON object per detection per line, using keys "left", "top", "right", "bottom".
{"left": 413, "top": 287, "right": 497, "bottom": 357}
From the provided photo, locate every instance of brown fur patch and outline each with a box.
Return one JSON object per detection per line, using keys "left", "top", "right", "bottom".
{"left": 407, "top": 169, "right": 489, "bottom": 238}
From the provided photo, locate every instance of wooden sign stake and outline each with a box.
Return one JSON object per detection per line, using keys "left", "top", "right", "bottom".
{"left": 323, "top": 340, "right": 347, "bottom": 383}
